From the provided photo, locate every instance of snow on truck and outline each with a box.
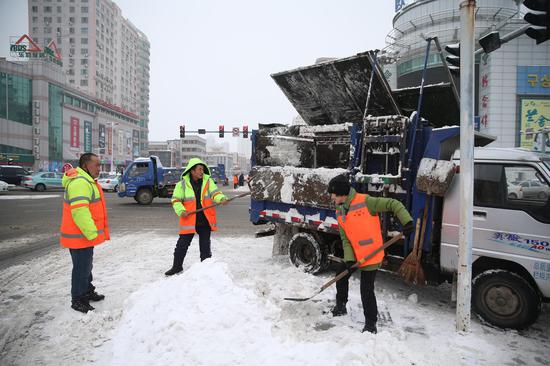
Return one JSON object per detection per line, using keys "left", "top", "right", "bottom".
{"left": 249, "top": 51, "right": 550, "bottom": 329}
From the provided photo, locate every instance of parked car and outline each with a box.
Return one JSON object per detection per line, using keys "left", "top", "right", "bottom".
{"left": 0, "top": 165, "right": 31, "bottom": 185}
{"left": 98, "top": 173, "right": 120, "bottom": 192}
{"left": 507, "top": 182, "right": 523, "bottom": 199}
{"left": 0, "top": 180, "right": 8, "bottom": 193}
{"left": 518, "top": 179, "right": 550, "bottom": 200}
{"left": 22, "top": 172, "right": 63, "bottom": 191}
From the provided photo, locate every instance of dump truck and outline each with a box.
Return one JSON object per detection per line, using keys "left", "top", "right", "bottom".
{"left": 118, "top": 156, "right": 184, "bottom": 205}
{"left": 249, "top": 51, "right": 550, "bottom": 329}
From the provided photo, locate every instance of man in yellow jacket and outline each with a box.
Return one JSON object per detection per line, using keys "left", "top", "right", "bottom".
{"left": 60, "top": 153, "right": 110, "bottom": 313}
{"left": 165, "top": 158, "right": 228, "bottom": 275}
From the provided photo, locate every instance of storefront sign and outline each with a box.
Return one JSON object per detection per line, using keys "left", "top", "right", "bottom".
{"left": 517, "top": 66, "right": 550, "bottom": 95}
{"left": 84, "top": 120, "right": 92, "bottom": 153}
{"left": 108, "top": 126, "right": 113, "bottom": 155}
{"left": 519, "top": 98, "right": 550, "bottom": 150}
{"left": 70, "top": 117, "right": 80, "bottom": 148}
{"left": 99, "top": 124, "right": 106, "bottom": 153}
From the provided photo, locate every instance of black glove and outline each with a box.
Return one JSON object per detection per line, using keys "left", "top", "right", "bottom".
{"left": 344, "top": 261, "right": 357, "bottom": 274}
{"left": 402, "top": 221, "right": 414, "bottom": 236}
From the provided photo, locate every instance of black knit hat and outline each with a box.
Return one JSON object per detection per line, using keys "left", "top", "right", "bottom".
{"left": 327, "top": 175, "right": 350, "bottom": 196}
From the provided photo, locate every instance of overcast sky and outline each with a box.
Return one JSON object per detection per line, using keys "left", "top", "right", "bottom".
{"left": 0, "top": 0, "right": 395, "bottom": 142}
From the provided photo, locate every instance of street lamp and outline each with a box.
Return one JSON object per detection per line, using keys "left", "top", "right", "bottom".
{"left": 110, "top": 121, "right": 119, "bottom": 172}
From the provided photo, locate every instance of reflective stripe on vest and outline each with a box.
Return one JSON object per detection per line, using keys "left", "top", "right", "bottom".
{"left": 178, "top": 178, "right": 218, "bottom": 233}
{"left": 61, "top": 229, "right": 105, "bottom": 239}
{"left": 337, "top": 193, "right": 384, "bottom": 268}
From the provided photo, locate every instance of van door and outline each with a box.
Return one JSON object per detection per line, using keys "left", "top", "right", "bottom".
{"left": 441, "top": 162, "right": 550, "bottom": 296}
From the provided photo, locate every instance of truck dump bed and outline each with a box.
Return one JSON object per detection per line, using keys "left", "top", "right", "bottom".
{"left": 271, "top": 51, "right": 459, "bottom": 126}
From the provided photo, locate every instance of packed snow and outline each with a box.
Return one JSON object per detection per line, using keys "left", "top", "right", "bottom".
{"left": 1, "top": 232, "right": 549, "bottom": 365}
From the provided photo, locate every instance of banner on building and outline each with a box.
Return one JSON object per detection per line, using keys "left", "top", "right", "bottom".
{"left": 99, "top": 124, "right": 106, "bottom": 154}
{"left": 126, "top": 131, "right": 132, "bottom": 156}
{"left": 517, "top": 66, "right": 550, "bottom": 95}
{"left": 520, "top": 98, "right": 550, "bottom": 150}
{"left": 118, "top": 130, "right": 124, "bottom": 156}
{"left": 132, "top": 130, "right": 140, "bottom": 158}
{"left": 107, "top": 126, "right": 113, "bottom": 155}
{"left": 70, "top": 117, "right": 80, "bottom": 148}
{"left": 84, "top": 121, "right": 92, "bottom": 153}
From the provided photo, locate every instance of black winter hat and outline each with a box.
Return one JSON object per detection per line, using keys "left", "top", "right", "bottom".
{"left": 327, "top": 175, "right": 350, "bottom": 196}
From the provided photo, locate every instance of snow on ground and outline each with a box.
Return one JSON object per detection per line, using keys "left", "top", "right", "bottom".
{"left": 0, "top": 195, "right": 61, "bottom": 200}
{"left": 1, "top": 232, "right": 549, "bottom": 366}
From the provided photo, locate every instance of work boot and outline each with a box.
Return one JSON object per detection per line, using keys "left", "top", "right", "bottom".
{"left": 87, "top": 290, "right": 105, "bottom": 302}
{"left": 71, "top": 298, "right": 95, "bottom": 313}
{"left": 164, "top": 255, "right": 184, "bottom": 276}
{"left": 331, "top": 301, "right": 347, "bottom": 317}
{"left": 362, "top": 321, "right": 377, "bottom": 334}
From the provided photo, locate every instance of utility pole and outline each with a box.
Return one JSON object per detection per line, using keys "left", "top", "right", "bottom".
{"left": 457, "top": 0, "right": 476, "bottom": 333}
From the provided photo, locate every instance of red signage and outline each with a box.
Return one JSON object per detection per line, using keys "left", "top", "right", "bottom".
{"left": 70, "top": 117, "right": 80, "bottom": 148}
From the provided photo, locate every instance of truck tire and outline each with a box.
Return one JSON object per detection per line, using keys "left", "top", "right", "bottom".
{"left": 289, "top": 232, "right": 328, "bottom": 274}
{"left": 472, "top": 269, "right": 541, "bottom": 329}
{"left": 136, "top": 188, "right": 153, "bottom": 205}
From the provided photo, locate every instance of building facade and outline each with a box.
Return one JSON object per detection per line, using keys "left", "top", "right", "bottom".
{"left": 386, "top": 0, "right": 550, "bottom": 149}
{"left": 1, "top": 58, "right": 142, "bottom": 171}
{"left": 27, "top": 0, "right": 150, "bottom": 150}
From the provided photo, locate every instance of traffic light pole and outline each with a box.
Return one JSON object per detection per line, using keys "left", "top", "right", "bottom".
{"left": 457, "top": 0, "right": 476, "bottom": 333}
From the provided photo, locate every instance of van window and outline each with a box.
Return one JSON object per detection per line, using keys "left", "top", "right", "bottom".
{"left": 2, "top": 167, "right": 17, "bottom": 176}
{"left": 128, "top": 162, "right": 149, "bottom": 178}
{"left": 474, "top": 163, "right": 550, "bottom": 224}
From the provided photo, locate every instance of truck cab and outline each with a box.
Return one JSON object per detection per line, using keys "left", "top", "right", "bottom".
{"left": 440, "top": 148, "right": 550, "bottom": 328}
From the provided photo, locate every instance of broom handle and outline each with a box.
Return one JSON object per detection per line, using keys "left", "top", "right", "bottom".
{"left": 320, "top": 234, "right": 404, "bottom": 291}
{"left": 410, "top": 218, "right": 422, "bottom": 256}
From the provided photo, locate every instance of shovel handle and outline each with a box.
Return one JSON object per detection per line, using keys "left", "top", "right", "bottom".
{"left": 320, "top": 234, "right": 404, "bottom": 291}
{"left": 183, "top": 191, "right": 251, "bottom": 216}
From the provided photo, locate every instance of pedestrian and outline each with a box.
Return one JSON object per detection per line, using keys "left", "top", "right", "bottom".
{"left": 238, "top": 173, "right": 244, "bottom": 187}
{"left": 233, "top": 174, "right": 239, "bottom": 189}
{"left": 60, "top": 153, "right": 110, "bottom": 313}
{"left": 165, "top": 158, "right": 228, "bottom": 276}
{"left": 327, "top": 174, "right": 414, "bottom": 334}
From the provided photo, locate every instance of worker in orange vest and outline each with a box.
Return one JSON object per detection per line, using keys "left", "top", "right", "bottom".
{"left": 165, "top": 158, "right": 228, "bottom": 275}
{"left": 60, "top": 153, "right": 110, "bottom": 313}
{"left": 233, "top": 174, "right": 239, "bottom": 189}
{"left": 328, "top": 174, "right": 414, "bottom": 333}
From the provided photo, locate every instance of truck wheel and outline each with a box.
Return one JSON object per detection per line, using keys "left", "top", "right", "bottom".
{"left": 289, "top": 232, "right": 327, "bottom": 274}
{"left": 136, "top": 188, "right": 153, "bottom": 205}
{"left": 472, "top": 270, "right": 541, "bottom": 329}
{"left": 35, "top": 183, "right": 46, "bottom": 192}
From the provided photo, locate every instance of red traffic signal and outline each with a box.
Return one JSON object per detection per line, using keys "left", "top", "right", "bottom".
{"left": 219, "top": 125, "right": 224, "bottom": 138}
{"left": 243, "top": 125, "right": 248, "bottom": 138}
{"left": 179, "top": 125, "right": 185, "bottom": 138}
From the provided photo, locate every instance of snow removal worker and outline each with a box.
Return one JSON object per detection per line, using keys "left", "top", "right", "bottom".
{"left": 165, "top": 158, "right": 228, "bottom": 276}
{"left": 60, "top": 153, "right": 109, "bottom": 314}
{"left": 327, "top": 174, "right": 414, "bottom": 334}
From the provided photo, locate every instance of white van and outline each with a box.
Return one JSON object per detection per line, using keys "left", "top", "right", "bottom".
{"left": 441, "top": 148, "right": 550, "bottom": 328}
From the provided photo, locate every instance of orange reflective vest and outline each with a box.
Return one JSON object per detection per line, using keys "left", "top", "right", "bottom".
{"left": 60, "top": 176, "right": 110, "bottom": 249}
{"left": 233, "top": 175, "right": 238, "bottom": 184}
{"left": 176, "top": 179, "right": 219, "bottom": 234}
{"left": 336, "top": 193, "right": 384, "bottom": 268}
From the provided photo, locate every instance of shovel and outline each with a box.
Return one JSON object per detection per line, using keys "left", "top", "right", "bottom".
{"left": 284, "top": 234, "right": 404, "bottom": 302}
{"left": 182, "top": 191, "right": 251, "bottom": 216}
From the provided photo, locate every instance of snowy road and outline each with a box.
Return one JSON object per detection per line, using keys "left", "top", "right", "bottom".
{"left": 1, "top": 231, "right": 549, "bottom": 366}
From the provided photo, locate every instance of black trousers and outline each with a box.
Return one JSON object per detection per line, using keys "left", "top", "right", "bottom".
{"left": 335, "top": 263, "right": 378, "bottom": 325}
{"left": 174, "top": 225, "right": 212, "bottom": 262}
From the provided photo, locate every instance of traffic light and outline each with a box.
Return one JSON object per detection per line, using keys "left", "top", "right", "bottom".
{"left": 219, "top": 125, "right": 224, "bottom": 138}
{"left": 524, "top": 0, "right": 550, "bottom": 45}
{"left": 444, "top": 43, "right": 460, "bottom": 76}
{"left": 179, "top": 125, "right": 185, "bottom": 138}
{"left": 242, "top": 125, "right": 248, "bottom": 138}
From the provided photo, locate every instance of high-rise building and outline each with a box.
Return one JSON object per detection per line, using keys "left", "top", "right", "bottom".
{"left": 28, "top": 0, "right": 150, "bottom": 146}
